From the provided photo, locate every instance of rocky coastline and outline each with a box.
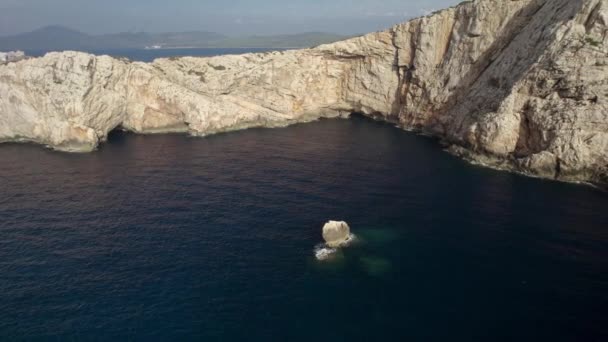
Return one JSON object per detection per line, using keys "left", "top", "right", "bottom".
{"left": 0, "top": 0, "right": 606, "bottom": 188}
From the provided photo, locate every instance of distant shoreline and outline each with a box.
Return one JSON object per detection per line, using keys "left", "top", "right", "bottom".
{"left": 142, "top": 46, "right": 298, "bottom": 50}
{"left": 0, "top": 26, "right": 347, "bottom": 52}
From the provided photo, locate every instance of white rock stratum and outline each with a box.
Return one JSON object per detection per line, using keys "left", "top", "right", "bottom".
{"left": 322, "top": 221, "right": 352, "bottom": 248}
{"left": 0, "top": 0, "right": 607, "bottom": 187}
{"left": 0, "top": 51, "right": 26, "bottom": 65}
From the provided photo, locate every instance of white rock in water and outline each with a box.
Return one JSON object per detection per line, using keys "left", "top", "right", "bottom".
{"left": 322, "top": 221, "right": 351, "bottom": 247}
{"left": 314, "top": 246, "right": 338, "bottom": 261}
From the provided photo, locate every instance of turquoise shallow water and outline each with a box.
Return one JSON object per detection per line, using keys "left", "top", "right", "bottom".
{"left": 0, "top": 116, "right": 607, "bottom": 341}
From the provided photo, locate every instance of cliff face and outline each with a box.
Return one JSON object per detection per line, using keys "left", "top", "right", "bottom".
{"left": 0, "top": 51, "right": 26, "bottom": 65}
{"left": 0, "top": 0, "right": 607, "bottom": 187}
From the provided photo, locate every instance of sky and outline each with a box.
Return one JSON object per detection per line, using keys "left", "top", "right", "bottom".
{"left": 0, "top": 0, "right": 461, "bottom": 36}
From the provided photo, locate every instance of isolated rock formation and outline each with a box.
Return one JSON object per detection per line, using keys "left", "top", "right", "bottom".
{"left": 316, "top": 220, "right": 354, "bottom": 261}
{"left": 322, "top": 221, "right": 352, "bottom": 247}
{"left": 0, "top": 0, "right": 607, "bottom": 187}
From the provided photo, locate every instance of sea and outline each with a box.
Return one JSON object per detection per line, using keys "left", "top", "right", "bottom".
{"left": 1, "top": 48, "right": 607, "bottom": 341}
{"left": 24, "top": 47, "right": 284, "bottom": 62}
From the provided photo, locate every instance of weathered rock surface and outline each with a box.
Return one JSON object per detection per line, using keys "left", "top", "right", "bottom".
{"left": 0, "top": 0, "right": 607, "bottom": 187}
{"left": 322, "top": 221, "right": 352, "bottom": 247}
{"left": 0, "top": 51, "right": 26, "bottom": 65}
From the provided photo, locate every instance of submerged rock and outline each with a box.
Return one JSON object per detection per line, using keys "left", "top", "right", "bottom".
{"left": 322, "top": 221, "right": 351, "bottom": 247}
{"left": 360, "top": 256, "right": 392, "bottom": 277}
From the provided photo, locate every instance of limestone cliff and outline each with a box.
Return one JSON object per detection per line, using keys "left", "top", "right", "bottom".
{"left": 0, "top": 51, "right": 27, "bottom": 65}
{"left": 0, "top": 0, "right": 607, "bottom": 187}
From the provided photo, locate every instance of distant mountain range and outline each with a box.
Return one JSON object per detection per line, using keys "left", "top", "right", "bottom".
{"left": 0, "top": 26, "right": 349, "bottom": 50}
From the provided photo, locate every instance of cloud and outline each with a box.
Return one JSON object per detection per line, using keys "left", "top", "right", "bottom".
{"left": 0, "top": 0, "right": 461, "bottom": 36}
{"left": 363, "top": 10, "right": 409, "bottom": 18}
{"left": 420, "top": 8, "right": 437, "bottom": 16}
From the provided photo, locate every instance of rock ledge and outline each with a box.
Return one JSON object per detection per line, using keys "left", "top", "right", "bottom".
{"left": 0, "top": 0, "right": 606, "bottom": 187}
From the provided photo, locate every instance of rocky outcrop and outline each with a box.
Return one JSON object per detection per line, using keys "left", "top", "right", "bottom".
{"left": 316, "top": 220, "right": 354, "bottom": 261}
{"left": 0, "top": 51, "right": 26, "bottom": 65}
{"left": 322, "top": 221, "right": 352, "bottom": 247}
{"left": 0, "top": 0, "right": 607, "bottom": 187}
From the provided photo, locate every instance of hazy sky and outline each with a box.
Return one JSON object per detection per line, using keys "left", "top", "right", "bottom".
{"left": 0, "top": 0, "right": 460, "bottom": 36}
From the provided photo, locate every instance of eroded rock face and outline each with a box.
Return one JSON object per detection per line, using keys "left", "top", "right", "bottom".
{"left": 0, "top": 51, "right": 26, "bottom": 65}
{"left": 0, "top": 0, "right": 606, "bottom": 187}
{"left": 322, "top": 221, "right": 351, "bottom": 248}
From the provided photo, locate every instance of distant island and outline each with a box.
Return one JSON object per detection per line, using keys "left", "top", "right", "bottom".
{"left": 0, "top": 26, "right": 350, "bottom": 50}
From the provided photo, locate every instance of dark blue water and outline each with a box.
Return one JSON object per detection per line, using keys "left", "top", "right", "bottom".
{"left": 1, "top": 115, "right": 607, "bottom": 341}
{"left": 4, "top": 44, "right": 608, "bottom": 340}
{"left": 25, "top": 47, "right": 285, "bottom": 62}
